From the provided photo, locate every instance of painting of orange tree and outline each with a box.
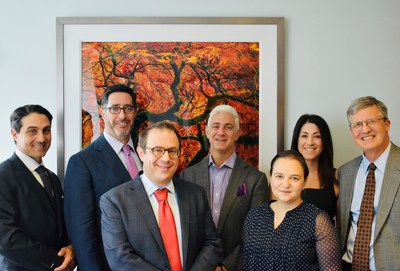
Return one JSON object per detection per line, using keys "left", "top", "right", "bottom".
{"left": 81, "top": 41, "right": 260, "bottom": 173}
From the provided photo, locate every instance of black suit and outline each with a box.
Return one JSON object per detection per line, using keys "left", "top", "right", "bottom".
{"left": 0, "top": 154, "right": 68, "bottom": 271}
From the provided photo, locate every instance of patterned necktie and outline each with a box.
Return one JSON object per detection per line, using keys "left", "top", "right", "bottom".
{"left": 352, "top": 163, "right": 376, "bottom": 270}
{"left": 35, "top": 165, "right": 53, "bottom": 197}
{"left": 122, "top": 144, "right": 139, "bottom": 179}
{"left": 154, "top": 189, "right": 182, "bottom": 271}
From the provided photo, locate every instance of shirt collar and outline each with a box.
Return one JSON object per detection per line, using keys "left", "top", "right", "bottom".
{"left": 208, "top": 152, "right": 236, "bottom": 168}
{"left": 103, "top": 130, "right": 134, "bottom": 153}
{"left": 15, "top": 149, "right": 42, "bottom": 171}
{"left": 140, "top": 173, "right": 176, "bottom": 197}
{"left": 361, "top": 142, "right": 391, "bottom": 174}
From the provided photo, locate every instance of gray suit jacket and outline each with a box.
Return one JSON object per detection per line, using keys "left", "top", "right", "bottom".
{"left": 180, "top": 156, "right": 268, "bottom": 270}
{"left": 337, "top": 142, "right": 400, "bottom": 270}
{"left": 100, "top": 175, "right": 223, "bottom": 271}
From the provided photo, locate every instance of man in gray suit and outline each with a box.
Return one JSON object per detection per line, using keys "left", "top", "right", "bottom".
{"left": 338, "top": 96, "right": 400, "bottom": 270}
{"left": 180, "top": 105, "right": 268, "bottom": 271}
{"left": 100, "top": 121, "right": 223, "bottom": 270}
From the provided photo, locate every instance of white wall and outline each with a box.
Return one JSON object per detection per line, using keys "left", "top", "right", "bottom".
{"left": 1, "top": 0, "right": 399, "bottom": 174}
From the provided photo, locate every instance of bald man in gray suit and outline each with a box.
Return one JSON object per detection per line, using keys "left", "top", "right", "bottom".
{"left": 180, "top": 105, "right": 268, "bottom": 271}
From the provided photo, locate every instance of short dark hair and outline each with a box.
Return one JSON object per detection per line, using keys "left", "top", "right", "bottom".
{"left": 100, "top": 85, "right": 136, "bottom": 107}
{"left": 10, "top": 104, "right": 53, "bottom": 133}
{"left": 270, "top": 150, "right": 309, "bottom": 180}
{"left": 138, "top": 121, "right": 181, "bottom": 150}
{"left": 290, "top": 114, "right": 335, "bottom": 188}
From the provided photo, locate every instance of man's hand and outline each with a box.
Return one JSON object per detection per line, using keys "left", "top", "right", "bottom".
{"left": 54, "top": 245, "right": 76, "bottom": 271}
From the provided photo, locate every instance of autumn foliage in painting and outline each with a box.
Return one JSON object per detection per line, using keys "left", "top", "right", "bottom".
{"left": 81, "top": 41, "right": 260, "bottom": 173}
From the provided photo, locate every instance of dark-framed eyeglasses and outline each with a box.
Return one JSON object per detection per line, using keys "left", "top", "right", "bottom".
{"left": 142, "top": 146, "right": 181, "bottom": 158}
{"left": 105, "top": 105, "right": 135, "bottom": 114}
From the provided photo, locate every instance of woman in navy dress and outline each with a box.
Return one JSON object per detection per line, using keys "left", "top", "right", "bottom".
{"left": 291, "top": 114, "right": 338, "bottom": 223}
{"left": 238, "top": 150, "right": 341, "bottom": 271}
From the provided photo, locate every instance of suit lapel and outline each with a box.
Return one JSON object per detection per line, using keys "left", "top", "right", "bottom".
{"left": 10, "top": 154, "right": 55, "bottom": 201}
{"left": 339, "top": 156, "right": 361, "bottom": 246}
{"left": 128, "top": 177, "right": 165, "bottom": 253}
{"left": 217, "top": 157, "right": 245, "bottom": 231}
{"left": 196, "top": 159, "right": 211, "bottom": 203}
{"left": 94, "top": 135, "right": 131, "bottom": 180}
{"left": 374, "top": 144, "right": 400, "bottom": 240}
{"left": 174, "top": 178, "right": 189, "bottom": 270}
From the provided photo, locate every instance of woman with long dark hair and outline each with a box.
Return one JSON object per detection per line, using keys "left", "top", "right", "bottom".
{"left": 290, "top": 114, "right": 338, "bottom": 223}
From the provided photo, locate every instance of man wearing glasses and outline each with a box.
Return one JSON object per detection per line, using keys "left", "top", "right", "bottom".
{"left": 338, "top": 96, "right": 400, "bottom": 270}
{"left": 100, "top": 121, "right": 223, "bottom": 270}
{"left": 64, "top": 85, "right": 142, "bottom": 271}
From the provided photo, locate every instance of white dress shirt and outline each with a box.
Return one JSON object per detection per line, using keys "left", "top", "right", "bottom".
{"left": 140, "top": 174, "right": 183, "bottom": 265}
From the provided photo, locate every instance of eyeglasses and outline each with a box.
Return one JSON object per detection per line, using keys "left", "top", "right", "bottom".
{"left": 105, "top": 106, "right": 135, "bottom": 114}
{"left": 351, "top": 117, "right": 386, "bottom": 131}
{"left": 142, "top": 146, "right": 181, "bottom": 158}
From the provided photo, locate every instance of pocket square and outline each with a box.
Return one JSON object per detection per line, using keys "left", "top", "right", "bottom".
{"left": 237, "top": 183, "right": 247, "bottom": 196}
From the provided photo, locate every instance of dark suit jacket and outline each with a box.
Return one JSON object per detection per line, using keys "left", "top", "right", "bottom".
{"left": 180, "top": 156, "right": 268, "bottom": 270}
{"left": 100, "top": 175, "right": 223, "bottom": 271}
{"left": 64, "top": 134, "right": 133, "bottom": 271}
{"left": 337, "top": 142, "right": 400, "bottom": 270}
{"left": 0, "top": 154, "right": 68, "bottom": 271}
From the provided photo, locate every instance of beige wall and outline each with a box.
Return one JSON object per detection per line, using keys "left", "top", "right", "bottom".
{"left": 1, "top": 0, "right": 399, "bottom": 174}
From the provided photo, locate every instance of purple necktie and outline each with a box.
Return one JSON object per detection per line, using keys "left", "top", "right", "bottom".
{"left": 122, "top": 145, "right": 139, "bottom": 179}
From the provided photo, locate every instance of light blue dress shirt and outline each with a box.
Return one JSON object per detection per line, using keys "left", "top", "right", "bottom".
{"left": 344, "top": 143, "right": 390, "bottom": 270}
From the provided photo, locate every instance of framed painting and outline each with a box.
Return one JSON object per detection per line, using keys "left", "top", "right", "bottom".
{"left": 56, "top": 17, "right": 285, "bottom": 181}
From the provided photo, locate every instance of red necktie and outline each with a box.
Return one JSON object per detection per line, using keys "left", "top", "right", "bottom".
{"left": 154, "top": 189, "right": 182, "bottom": 271}
{"left": 352, "top": 163, "right": 376, "bottom": 270}
{"left": 122, "top": 145, "right": 139, "bottom": 179}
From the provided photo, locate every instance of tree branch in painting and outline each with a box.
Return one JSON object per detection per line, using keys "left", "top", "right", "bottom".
{"left": 81, "top": 41, "right": 260, "bottom": 173}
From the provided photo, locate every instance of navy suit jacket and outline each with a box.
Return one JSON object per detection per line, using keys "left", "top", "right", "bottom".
{"left": 64, "top": 134, "right": 134, "bottom": 271}
{"left": 180, "top": 156, "right": 268, "bottom": 270}
{"left": 0, "top": 154, "right": 68, "bottom": 271}
{"left": 100, "top": 175, "right": 223, "bottom": 271}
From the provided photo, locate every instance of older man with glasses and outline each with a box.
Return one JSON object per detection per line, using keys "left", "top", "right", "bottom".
{"left": 337, "top": 96, "right": 400, "bottom": 270}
